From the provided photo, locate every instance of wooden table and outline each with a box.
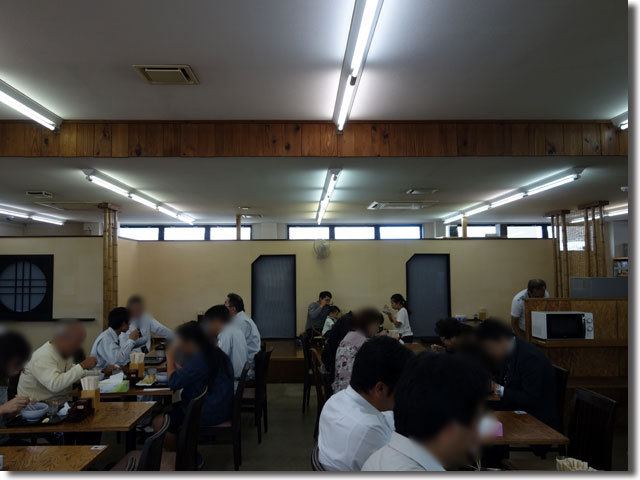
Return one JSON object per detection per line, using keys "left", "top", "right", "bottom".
{"left": 0, "top": 401, "right": 156, "bottom": 452}
{"left": 0, "top": 445, "right": 109, "bottom": 471}
{"left": 70, "top": 386, "right": 173, "bottom": 398}
{"left": 483, "top": 411, "right": 568, "bottom": 446}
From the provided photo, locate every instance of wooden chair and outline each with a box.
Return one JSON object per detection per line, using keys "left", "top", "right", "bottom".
{"left": 111, "top": 414, "right": 171, "bottom": 471}
{"left": 567, "top": 387, "right": 617, "bottom": 470}
{"left": 553, "top": 364, "right": 569, "bottom": 431}
{"left": 301, "top": 333, "right": 313, "bottom": 413}
{"left": 311, "top": 443, "right": 326, "bottom": 471}
{"left": 175, "top": 386, "right": 208, "bottom": 471}
{"left": 310, "top": 347, "right": 327, "bottom": 440}
{"left": 242, "top": 347, "right": 273, "bottom": 443}
{"left": 199, "top": 363, "right": 250, "bottom": 471}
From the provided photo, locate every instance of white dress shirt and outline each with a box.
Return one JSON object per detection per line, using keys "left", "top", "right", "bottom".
{"left": 90, "top": 327, "right": 136, "bottom": 371}
{"left": 318, "top": 386, "right": 394, "bottom": 471}
{"left": 362, "top": 431, "right": 445, "bottom": 471}
{"left": 511, "top": 288, "right": 550, "bottom": 331}
{"left": 231, "top": 311, "right": 261, "bottom": 377}
{"left": 217, "top": 324, "right": 248, "bottom": 390}
{"left": 322, "top": 316, "right": 335, "bottom": 335}
{"left": 119, "top": 312, "right": 174, "bottom": 352}
{"left": 395, "top": 307, "right": 413, "bottom": 337}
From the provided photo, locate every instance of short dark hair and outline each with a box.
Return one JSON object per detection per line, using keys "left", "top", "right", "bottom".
{"left": 204, "top": 305, "right": 231, "bottom": 324}
{"left": 0, "top": 331, "right": 31, "bottom": 382}
{"left": 435, "top": 317, "right": 463, "bottom": 339}
{"left": 351, "top": 307, "right": 383, "bottom": 332}
{"left": 527, "top": 279, "right": 546, "bottom": 292}
{"left": 108, "top": 307, "right": 130, "bottom": 331}
{"left": 350, "top": 336, "right": 413, "bottom": 394}
{"left": 328, "top": 306, "right": 341, "bottom": 315}
{"left": 319, "top": 291, "right": 332, "bottom": 300}
{"left": 394, "top": 352, "right": 490, "bottom": 441}
{"left": 126, "top": 295, "right": 144, "bottom": 307}
{"left": 475, "top": 318, "right": 514, "bottom": 341}
{"left": 226, "top": 293, "right": 245, "bottom": 312}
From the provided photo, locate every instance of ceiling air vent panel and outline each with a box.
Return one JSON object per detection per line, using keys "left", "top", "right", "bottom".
{"left": 133, "top": 65, "right": 199, "bottom": 85}
{"left": 368, "top": 201, "right": 438, "bottom": 211}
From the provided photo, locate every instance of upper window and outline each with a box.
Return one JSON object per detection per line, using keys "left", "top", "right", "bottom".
{"left": 164, "top": 227, "right": 206, "bottom": 241}
{"left": 379, "top": 226, "right": 422, "bottom": 240}
{"left": 209, "top": 227, "right": 251, "bottom": 240}
{"left": 448, "top": 225, "right": 497, "bottom": 238}
{"left": 119, "top": 227, "right": 160, "bottom": 241}
{"left": 507, "top": 226, "right": 543, "bottom": 239}
{"left": 334, "top": 226, "right": 375, "bottom": 240}
{"left": 288, "top": 226, "right": 330, "bottom": 240}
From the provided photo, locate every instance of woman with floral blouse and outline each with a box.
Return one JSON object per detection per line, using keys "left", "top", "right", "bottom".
{"left": 332, "top": 308, "right": 384, "bottom": 393}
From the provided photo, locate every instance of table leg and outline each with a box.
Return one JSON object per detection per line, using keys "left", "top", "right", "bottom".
{"left": 125, "top": 429, "right": 136, "bottom": 452}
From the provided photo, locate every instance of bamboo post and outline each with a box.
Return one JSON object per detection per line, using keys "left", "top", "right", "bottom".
{"left": 461, "top": 217, "right": 468, "bottom": 238}
{"left": 561, "top": 212, "right": 569, "bottom": 297}
{"left": 112, "top": 210, "right": 118, "bottom": 308}
{"left": 551, "top": 216, "right": 560, "bottom": 297}
{"left": 102, "top": 209, "right": 109, "bottom": 329}
{"left": 554, "top": 216, "right": 563, "bottom": 296}
{"left": 598, "top": 205, "right": 606, "bottom": 277}
{"left": 584, "top": 208, "right": 591, "bottom": 276}
{"left": 236, "top": 214, "right": 242, "bottom": 241}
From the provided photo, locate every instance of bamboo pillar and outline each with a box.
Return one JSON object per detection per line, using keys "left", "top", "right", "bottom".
{"left": 99, "top": 204, "right": 119, "bottom": 328}
{"left": 102, "top": 209, "right": 110, "bottom": 329}
{"left": 551, "top": 216, "right": 560, "bottom": 297}
{"left": 112, "top": 210, "right": 118, "bottom": 307}
{"left": 598, "top": 205, "right": 606, "bottom": 276}
{"left": 584, "top": 208, "right": 591, "bottom": 276}
{"left": 236, "top": 214, "right": 242, "bottom": 241}
{"left": 561, "top": 212, "right": 569, "bottom": 297}
{"left": 461, "top": 217, "right": 468, "bottom": 238}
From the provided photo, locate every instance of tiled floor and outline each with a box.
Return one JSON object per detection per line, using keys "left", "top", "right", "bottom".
{"left": 91, "top": 383, "right": 628, "bottom": 471}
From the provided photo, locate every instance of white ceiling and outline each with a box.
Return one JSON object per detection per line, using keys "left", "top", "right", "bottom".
{"left": 0, "top": 156, "right": 627, "bottom": 226}
{"left": 0, "top": 0, "right": 628, "bottom": 121}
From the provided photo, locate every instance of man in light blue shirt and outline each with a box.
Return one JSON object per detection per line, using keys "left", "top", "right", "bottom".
{"left": 225, "top": 293, "right": 261, "bottom": 378}
{"left": 120, "top": 295, "right": 174, "bottom": 353}
{"left": 201, "top": 305, "right": 248, "bottom": 391}
{"left": 91, "top": 307, "right": 140, "bottom": 373}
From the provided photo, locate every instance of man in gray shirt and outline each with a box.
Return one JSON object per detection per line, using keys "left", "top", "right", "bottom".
{"left": 306, "top": 291, "right": 333, "bottom": 333}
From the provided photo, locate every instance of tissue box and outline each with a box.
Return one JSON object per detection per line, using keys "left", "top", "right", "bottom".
{"left": 99, "top": 379, "right": 130, "bottom": 394}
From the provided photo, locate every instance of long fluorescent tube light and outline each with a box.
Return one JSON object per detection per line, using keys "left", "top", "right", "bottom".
{"left": 31, "top": 215, "right": 64, "bottom": 226}
{"left": 0, "top": 205, "right": 65, "bottom": 225}
{"left": 490, "top": 192, "right": 526, "bottom": 208}
{"left": 526, "top": 174, "right": 579, "bottom": 196}
{"left": 612, "top": 111, "right": 628, "bottom": 131}
{"left": 0, "top": 79, "right": 62, "bottom": 131}
{"left": 84, "top": 169, "right": 195, "bottom": 224}
{"left": 316, "top": 168, "right": 342, "bottom": 225}
{"left": 443, "top": 214, "right": 464, "bottom": 224}
{"left": 0, "top": 207, "right": 30, "bottom": 219}
{"left": 607, "top": 209, "right": 628, "bottom": 217}
{"left": 465, "top": 204, "right": 490, "bottom": 217}
{"left": 332, "top": 0, "right": 384, "bottom": 132}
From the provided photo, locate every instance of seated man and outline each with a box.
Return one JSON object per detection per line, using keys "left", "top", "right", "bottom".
{"left": 318, "top": 336, "right": 413, "bottom": 471}
{"left": 322, "top": 306, "right": 341, "bottom": 336}
{"left": 90, "top": 307, "right": 140, "bottom": 374}
{"left": 476, "top": 319, "right": 558, "bottom": 429}
{"left": 431, "top": 317, "right": 464, "bottom": 353}
{"left": 510, "top": 279, "right": 549, "bottom": 336}
{"left": 120, "top": 295, "right": 174, "bottom": 353}
{"left": 225, "top": 293, "right": 261, "bottom": 377}
{"left": 201, "top": 305, "right": 248, "bottom": 390}
{"left": 18, "top": 322, "right": 97, "bottom": 403}
{"left": 306, "top": 291, "right": 333, "bottom": 333}
{"left": 363, "top": 352, "right": 489, "bottom": 471}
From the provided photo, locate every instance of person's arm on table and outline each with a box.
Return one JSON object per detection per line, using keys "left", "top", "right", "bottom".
{"left": 32, "top": 355, "right": 96, "bottom": 394}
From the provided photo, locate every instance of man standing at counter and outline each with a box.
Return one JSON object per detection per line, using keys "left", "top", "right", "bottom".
{"left": 510, "top": 279, "right": 549, "bottom": 336}
{"left": 306, "top": 291, "right": 333, "bottom": 334}
{"left": 120, "top": 295, "right": 174, "bottom": 353}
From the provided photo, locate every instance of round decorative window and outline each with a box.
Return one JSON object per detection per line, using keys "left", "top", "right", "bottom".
{"left": 0, "top": 261, "right": 48, "bottom": 313}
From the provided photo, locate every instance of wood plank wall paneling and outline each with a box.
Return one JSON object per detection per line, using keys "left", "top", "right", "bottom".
{"left": 0, "top": 121, "right": 628, "bottom": 157}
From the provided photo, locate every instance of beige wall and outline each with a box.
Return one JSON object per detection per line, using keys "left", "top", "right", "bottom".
{"left": 118, "top": 239, "right": 555, "bottom": 334}
{"left": 0, "top": 236, "right": 103, "bottom": 351}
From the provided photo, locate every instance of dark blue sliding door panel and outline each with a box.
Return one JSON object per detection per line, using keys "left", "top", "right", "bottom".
{"left": 251, "top": 255, "right": 296, "bottom": 339}
{"left": 406, "top": 254, "right": 451, "bottom": 338}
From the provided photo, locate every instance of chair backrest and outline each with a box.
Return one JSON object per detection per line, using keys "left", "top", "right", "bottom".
{"left": 137, "top": 413, "right": 170, "bottom": 471}
{"left": 301, "top": 332, "right": 312, "bottom": 372}
{"left": 567, "top": 387, "right": 617, "bottom": 470}
{"left": 309, "top": 348, "right": 326, "bottom": 409}
{"left": 311, "top": 443, "right": 325, "bottom": 471}
{"left": 176, "top": 386, "right": 208, "bottom": 471}
{"left": 233, "top": 362, "right": 251, "bottom": 425}
{"left": 255, "top": 348, "right": 274, "bottom": 403}
{"left": 552, "top": 364, "right": 569, "bottom": 431}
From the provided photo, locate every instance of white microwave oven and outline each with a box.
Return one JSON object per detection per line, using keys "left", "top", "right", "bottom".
{"left": 531, "top": 311, "right": 594, "bottom": 340}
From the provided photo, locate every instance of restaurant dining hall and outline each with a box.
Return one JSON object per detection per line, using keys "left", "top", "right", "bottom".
{"left": 0, "top": 0, "right": 631, "bottom": 474}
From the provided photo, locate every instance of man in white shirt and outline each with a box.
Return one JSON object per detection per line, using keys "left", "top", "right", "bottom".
{"left": 18, "top": 322, "right": 97, "bottom": 403}
{"left": 120, "top": 295, "right": 174, "bottom": 353}
{"left": 322, "top": 306, "right": 341, "bottom": 336}
{"left": 362, "top": 352, "right": 489, "bottom": 471}
{"left": 225, "top": 293, "right": 261, "bottom": 378}
{"left": 90, "top": 307, "right": 140, "bottom": 373}
{"left": 202, "top": 305, "right": 248, "bottom": 390}
{"left": 318, "top": 336, "right": 413, "bottom": 471}
{"left": 510, "top": 279, "right": 549, "bottom": 335}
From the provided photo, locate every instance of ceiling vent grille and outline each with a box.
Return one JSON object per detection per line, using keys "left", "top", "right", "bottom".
{"left": 133, "top": 65, "right": 199, "bottom": 85}
{"left": 25, "top": 191, "right": 53, "bottom": 199}
{"left": 368, "top": 201, "right": 438, "bottom": 211}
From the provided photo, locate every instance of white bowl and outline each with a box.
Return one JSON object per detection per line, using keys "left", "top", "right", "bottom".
{"left": 21, "top": 402, "right": 48, "bottom": 422}
{"left": 155, "top": 372, "right": 168, "bottom": 383}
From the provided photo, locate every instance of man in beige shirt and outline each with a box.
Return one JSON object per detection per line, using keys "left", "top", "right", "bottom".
{"left": 18, "top": 322, "right": 97, "bottom": 403}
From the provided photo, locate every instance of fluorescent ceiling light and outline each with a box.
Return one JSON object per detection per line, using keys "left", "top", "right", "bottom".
{"left": 84, "top": 168, "right": 195, "bottom": 224}
{"left": 465, "top": 204, "right": 490, "bottom": 217}
{"left": 443, "top": 214, "right": 464, "bottom": 224}
{"left": 490, "top": 192, "right": 526, "bottom": 208}
{"left": 0, "top": 79, "right": 62, "bottom": 131}
{"left": 332, "top": 0, "right": 383, "bottom": 131}
{"left": 31, "top": 215, "right": 64, "bottom": 226}
{"left": 129, "top": 193, "right": 157, "bottom": 210}
{"left": 316, "top": 168, "right": 342, "bottom": 225}
{"left": 527, "top": 174, "right": 579, "bottom": 196}
{"left": 607, "top": 209, "right": 628, "bottom": 217}
{"left": 611, "top": 111, "right": 628, "bottom": 131}
{"left": 0, "top": 207, "right": 30, "bottom": 219}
